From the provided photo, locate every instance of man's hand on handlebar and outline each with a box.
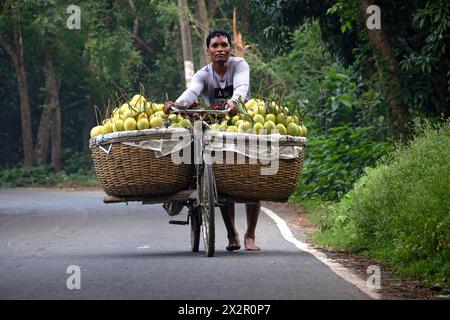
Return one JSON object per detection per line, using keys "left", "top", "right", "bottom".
{"left": 164, "top": 100, "right": 236, "bottom": 117}
{"left": 226, "top": 100, "right": 238, "bottom": 117}
{"left": 163, "top": 101, "right": 174, "bottom": 114}
{"left": 164, "top": 101, "right": 194, "bottom": 114}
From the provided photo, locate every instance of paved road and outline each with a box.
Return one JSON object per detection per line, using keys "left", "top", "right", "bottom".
{"left": 0, "top": 188, "right": 371, "bottom": 300}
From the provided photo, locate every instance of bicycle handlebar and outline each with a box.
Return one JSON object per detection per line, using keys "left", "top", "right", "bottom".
{"left": 171, "top": 106, "right": 231, "bottom": 115}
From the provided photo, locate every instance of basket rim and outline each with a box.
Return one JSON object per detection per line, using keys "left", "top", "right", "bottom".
{"left": 89, "top": 127, "right": 307, "bottom": 149}
{"left": 89, "top": 127, "right": 191, "bottom": 149}
{"left": 205, "top": 131, "right": 307, "bottom": 146}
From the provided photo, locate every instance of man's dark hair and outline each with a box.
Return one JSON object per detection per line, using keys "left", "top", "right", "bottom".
{"left": 206, "top": 30, "right": 232, "bottom": 48}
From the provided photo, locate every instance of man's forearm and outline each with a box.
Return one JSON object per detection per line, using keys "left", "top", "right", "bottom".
{"left": 230, "top": 59, "right": 250, "bottom": 103}
{"left": 175, "top": 90, "right": 198, "bottom": 107}
{"left": 230, "top": 84, "right": 249, "bottom": 103}
{"left": 175, "top": 70, "right": 205, "bottom": 107}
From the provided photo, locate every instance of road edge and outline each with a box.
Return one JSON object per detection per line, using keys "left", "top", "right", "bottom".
{"left": 261, "top": 205, "right": 381, "bottom": 300}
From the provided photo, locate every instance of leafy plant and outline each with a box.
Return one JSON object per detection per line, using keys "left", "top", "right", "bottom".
{"left": 0, "top": 152, "right": 97, "bottom": 188}
{"left": 61, "top": 149, "right": 95, "bottom": 175}
{"left": 0, "top": 165, "right": 60, "bottom": 187}
{"left": 291, "top": 124, "right": 393, "bottom": 201}
{"left": 310, "top": 119, "right": 450, "bottom": 287}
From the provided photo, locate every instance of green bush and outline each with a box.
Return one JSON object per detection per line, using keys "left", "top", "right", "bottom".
{"left": 0, "top": 165, "right": 61, "bottom": 187}
{"left": 291, "top": 124, "right": 393, "bottom": 201}
{"left": 272, "top": 20, "right": 332, "bottom": 111}
{"left": 248, "top": 20, "right": 392, "bottom": 202}
{"left": 312, "top": 120, "right": 450, "bottom": 287}
{"left": 0, "top": 152, "right": 97, "bottom": 188}
{"left": 62, "top": 149, "right": 95, "bottom": 175}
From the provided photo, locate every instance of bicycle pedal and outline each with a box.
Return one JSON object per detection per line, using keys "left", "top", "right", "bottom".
{"left": 169, "top": 220, "right": 188, "bottom": 225}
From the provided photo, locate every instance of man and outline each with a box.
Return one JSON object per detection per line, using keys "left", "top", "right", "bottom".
{"left": 164, "top": 30, "right": 261, "bottom": 251}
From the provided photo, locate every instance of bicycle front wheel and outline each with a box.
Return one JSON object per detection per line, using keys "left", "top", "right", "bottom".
{"left": 190, "top": 209, "right": 200, "bottom": 252}
{"left": 200, "top": 164, "right": 215, "bottom": 257}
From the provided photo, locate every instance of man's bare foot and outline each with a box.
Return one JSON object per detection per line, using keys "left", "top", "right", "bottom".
{"left": 244, "top": 235, "right": 261, "bottom": 251}
{"left": 226, "top": 235, "right": 240, "bottom": 251}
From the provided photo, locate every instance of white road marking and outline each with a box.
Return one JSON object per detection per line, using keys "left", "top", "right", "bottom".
{"left": 7, "top": 240, "right": 46, "bottom": 257}
{"left": 138, "top": 245, "right": 150, "bottom": 249}
{"left": 7, "top": 240, "right": 18, "bottom": 251}
{"left": 261, "top": 206, "right": 381, "bottom": 300}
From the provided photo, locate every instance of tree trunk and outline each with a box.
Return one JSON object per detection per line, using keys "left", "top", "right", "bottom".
{"left": 358, "top": 0, "right": 410, "bottom": 141}
{"left": 51, "top": 101, "right": 62, "bottom": 172}
{"left": 83, "top": 97, "right": 96, "bottom": 153}
{"left": 43, "top": 53, "right": 62, "bottom": 171}
{"left": 239, "top": 0, "right": 250, "bottom": 31}
{"left": 16, "top": 57, "right": 35, "bottom": 165}
{"left": 34, "top": 53, "right": 57, "bottom": 165}
{"left": 177, "top": 0, "right": 195, "bottom": 88}
{"left": 0, "top": 23, "right": 34, "bottom": 165}
{"left": 435, "top": 73, "right": 449, "bottom": 117}
{"left": 34, "top": 107, "right": 52, "bottom": 165}
{"left": 195, "top": 0, "right": 209, "bottom": 68}
{"left": 207, "top": 0, "right": 219, "bottom": 21}
{"left": 128, "top": 0, "right": 155, "bottom": 57}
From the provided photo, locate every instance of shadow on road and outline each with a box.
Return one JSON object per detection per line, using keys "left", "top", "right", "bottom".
{"left": 49, "top": 249, "right": 312, "bottom": 260}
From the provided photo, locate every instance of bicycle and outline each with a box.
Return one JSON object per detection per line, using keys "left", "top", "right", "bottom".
{"left": 103, "top": 105, "right": 231, "bottom": 257}
{"left": 170, "top": 105, "right": 230, "bottom": 257}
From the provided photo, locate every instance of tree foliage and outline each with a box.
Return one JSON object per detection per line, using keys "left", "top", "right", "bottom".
{"left": 0, "top": 1, "right": 448, "bottom": 202}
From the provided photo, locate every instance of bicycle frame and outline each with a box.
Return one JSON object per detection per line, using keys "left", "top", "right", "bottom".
{"left": 171, "top": 106, "right": 229, "bottom": 204}
{"left": 103, "top": 106, "right": 230, "bottom": 257}
{"left": 171, "top": 106, "right": 230, "bottom": 256}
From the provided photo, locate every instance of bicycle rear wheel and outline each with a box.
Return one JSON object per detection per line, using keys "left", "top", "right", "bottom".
{"left": 200, "top": 164, "right": 215, "bottom": 257}
{"left": 190, "top": 209, "right": 200, "bottom": 252}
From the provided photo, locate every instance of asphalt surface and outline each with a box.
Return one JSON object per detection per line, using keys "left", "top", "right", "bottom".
{"left": 0, "top": 188, "right": 371, "bottom": 300}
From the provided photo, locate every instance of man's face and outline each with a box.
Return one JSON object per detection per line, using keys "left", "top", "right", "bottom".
{"left": 207, "top": 35, "right": 231, "bottom": 63}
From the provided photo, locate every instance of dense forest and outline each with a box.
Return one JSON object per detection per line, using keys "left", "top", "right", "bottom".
{"left": 0, "top": 0, "right": 449, "bottom": 287}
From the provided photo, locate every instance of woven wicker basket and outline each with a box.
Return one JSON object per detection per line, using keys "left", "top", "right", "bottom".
{"left": 89, "top": 129, "right": 193, "bottom": 197}
{"left": 208, "top": 132, "right": 306, "bottom": 202}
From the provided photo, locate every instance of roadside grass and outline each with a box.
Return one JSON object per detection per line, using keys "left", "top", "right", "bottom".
{"left": 291, "top": 119, "right": 450, "bottom": 289}
{"left": 0, "top": 150, "right": 98, "bottom": 189}
{"left": 0, "top": 164, "right": 98, "bottom": 189}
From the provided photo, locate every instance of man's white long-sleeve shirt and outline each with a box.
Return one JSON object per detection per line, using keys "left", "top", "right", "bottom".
{"left": 176, "top": 57, "right": 250, "bottom": 106}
